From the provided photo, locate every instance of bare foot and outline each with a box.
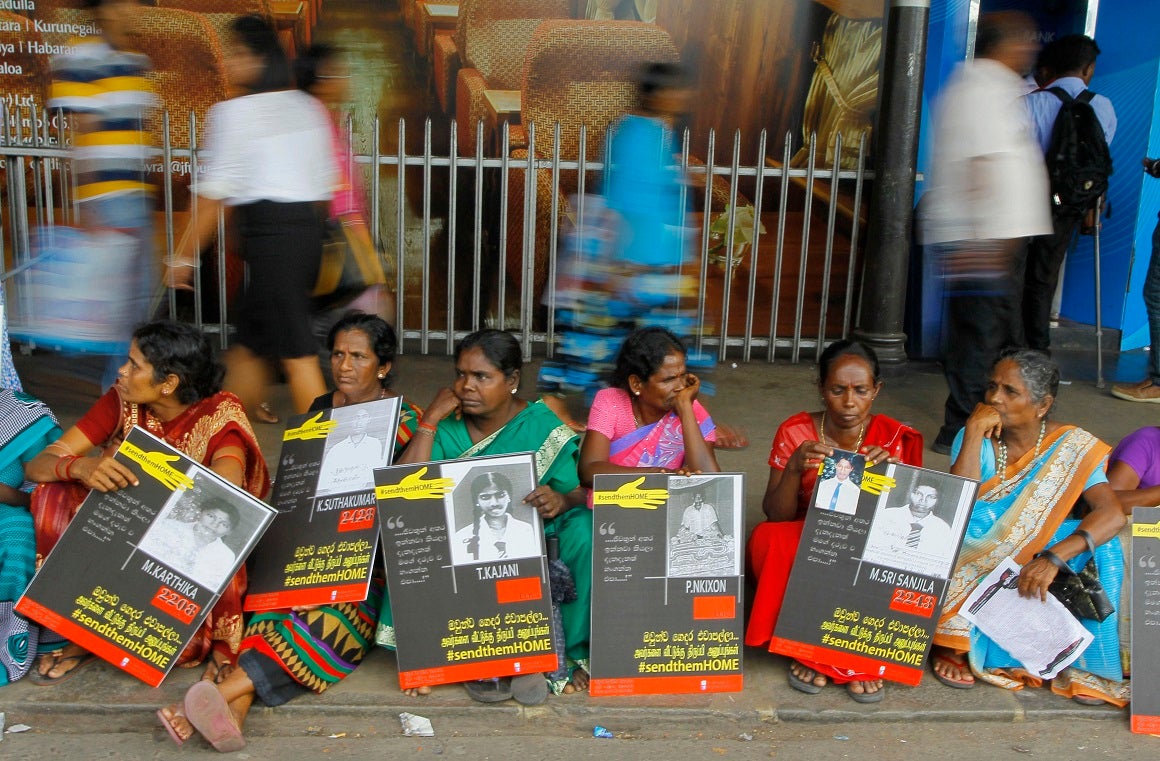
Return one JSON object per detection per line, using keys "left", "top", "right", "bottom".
{"left": 789, "top": 660, "right": 828, "bottom": 692}
{"left": 561, "top": 666, "right": 590, "bottom": 694}
{"left": 402, "top": 685, "right": 432, "bottom": 697}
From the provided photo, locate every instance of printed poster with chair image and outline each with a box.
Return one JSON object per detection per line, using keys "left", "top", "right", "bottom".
{"left": 771, "top": 450, "right": 978, "bottom": 685}
{"left": 244, "top": 398, "right": 402, "bottom": 611}
{"left": 589, "top": 472, "right": 745, "bottom": 696}
{"left": 375, "top": 452, "right": 558, "bottom": 690}
{"left": 15, "top": 427, "right": 276, "bottom": 687}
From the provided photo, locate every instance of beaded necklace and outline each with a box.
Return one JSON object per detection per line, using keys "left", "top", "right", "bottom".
{"left": 994, "top": 418, "right": 1046, "bottom": 490}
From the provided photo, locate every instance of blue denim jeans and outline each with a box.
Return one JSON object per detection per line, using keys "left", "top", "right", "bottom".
{"left": 1144, "top": 215, "right": 1160, "bottom": 383}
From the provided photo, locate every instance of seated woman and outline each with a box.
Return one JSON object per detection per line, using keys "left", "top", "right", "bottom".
{"left": 402, "top": 329, "right": 590, "bottom": 702}
{"left": 25, "top": 321, "right": 269, "bottom": 685}
{"left": 579, "top": 327, "right": 719, "bottom": 484}
{"left": 932, "top": 349, "right": 1128, "bottom": 707}
{"left": 156, "top": 314, "right": 423, "bottom": 748}
{"left": 0, "top": 389, "right": 61, "bottom": 686}
{"left": 745, "top": 340, "right": 923, "bottom": 703}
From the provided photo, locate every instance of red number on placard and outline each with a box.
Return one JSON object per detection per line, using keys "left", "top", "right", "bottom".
{"left": 151, "top": 586, "right": 201, "bottom": 625}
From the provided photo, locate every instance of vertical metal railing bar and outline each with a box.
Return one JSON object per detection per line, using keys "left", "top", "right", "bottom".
{"left": 162, "top": 111, "right": 177, "bottom": 320}
{"left": 676, "top": 126, "right": 692, "bottom": 310}
{"left": 369, "top": 117, "right": 381, "bottom": 250}
{"left": 717, "top": 129, "right": 742, "bottom": 361}
{"left": 792, "top": 133, "right": 817, "bottom": 363}
{"left": 29, "top": 111, "right": 45, "bottom": 234}
{"left": 694, "top": 129, "right": 715, "bottom": 355}
{"left": 471, "top": 120, "right": 484, "bottom": 334}
{"left": 742, "top": 129, "right": 768, "bottom": 362}
{"left": 394, "top": 118, "right": 406, "bottom": 347}
{"left": 420, "top": 118, "right": 433, "bottom": 354}
{"left": 185, "top": 111, "right": 203, "bottom": 336}
{"left": 545, "top": 122, "right": 562, "bottom": 358}
{"left": 519, "top": 122, "right": 538, "bottom": 359}
{"left": 446, "top": 119, "right": 459, "bottom": 355}
{"left": 38, "top": 109, "right": 55, "bottom": 230}
{"left": 497, "top": 120, "right": 511, "bottom": 332}
{"left": 573, "top": 124, "right": 588, "bottom": 267}
{"left": 54, "top": 108, "right": 73, "bottom": 227}
{"left": 767, "top": 132, "right": 792, "bottom": 362}
{"left": 844, "top": 134, "right": 868, "bottom": 338}
{"left": 816, "top": 132, "right": 842, "bottom": 361}
{"left": 215, "top": 201, "right": 227, "bottom": 346}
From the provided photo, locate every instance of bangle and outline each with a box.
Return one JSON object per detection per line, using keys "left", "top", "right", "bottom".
{"left": 419, "top": 420, "right": 437, "bottom": 432}
{"left": 415, "top": 426, "right": 435, "bottom": 438}
{"left": 1034, "top": 548, "right": 1070, "bottom": 572}
{"left": 55, "top": 455, "right": 78, "bottom": 480}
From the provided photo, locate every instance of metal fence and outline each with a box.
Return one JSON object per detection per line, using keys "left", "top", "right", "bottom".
{"left": 1, "top": 107, "right": 872, "bottom": 362}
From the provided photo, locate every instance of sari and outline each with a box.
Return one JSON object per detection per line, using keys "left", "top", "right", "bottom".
{"left": 0, "top": 391, "right": 60, "bottom": 685}
{"left": 935, "top": 424, "right": 1129, "bottom": 707}
{"left": 237, "top": 578, "right": 383, "bottom": 706}
{"left": 588, "top": 387, "right": 715, "bottom": 470}
{"left": 30, "top": 388, "right": 269, "bottom": 665}
{"left": 420, "top": 398, "right": 590, "bottom": 693}
{"left": 745, "top": 412, "right": 923, "bottom": 684}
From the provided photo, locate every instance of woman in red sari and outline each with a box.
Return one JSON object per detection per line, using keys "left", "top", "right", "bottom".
{"left": 25, "top": 320, "right": 269, "bottom": 684}
{"left": 745, "top": 339, "right": 923, "bottom": 703}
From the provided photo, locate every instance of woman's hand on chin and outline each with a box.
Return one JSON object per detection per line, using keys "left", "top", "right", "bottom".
{"left": 673, "top": 373, "right": 701, "bottom": 412}
{"left": 425, "top": 388, "right": 461, "bottom": 424}
{"left": 964, "top": 403, "right": 1003, "bottom": 440}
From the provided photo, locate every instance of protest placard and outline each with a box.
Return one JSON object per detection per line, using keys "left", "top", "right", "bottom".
{"left": 245, "top": 399, "right": 401, "bottom": 610}
{"left": 376, "top": 453, "right": 557, "bottom": 689}
{"left": 1131, "top": 507, "right": 1160, "bottom": 734}
{"left": 16, "top": 427, "right": 276, "bottom": 687}
{"left": 589, "top": 473, "right": 744, "bottom": 696}
{"left": 770, "top": 453, "right": 977, "bottom": 685}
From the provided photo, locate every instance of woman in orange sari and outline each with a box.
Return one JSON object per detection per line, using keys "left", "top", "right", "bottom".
{"left": 25, "top": 320, "right": 269, "bottom": 684}
{"left": 745, "top": 340, "right": 923, "bottom": 703}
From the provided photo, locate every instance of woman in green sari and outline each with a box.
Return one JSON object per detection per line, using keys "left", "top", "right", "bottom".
{"left": 402, "top": 330, "right": 589, "bottom": 703}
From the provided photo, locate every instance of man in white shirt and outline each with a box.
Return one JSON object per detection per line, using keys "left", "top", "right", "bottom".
{"left": 677, "top": 493, "right": 724, "bottom": 540}
{"left": 317, "top": 408, "right": 386, "bottom": 495}
{"left": 813, "top": 456, "right": 860, "bottom": 515}
{"left": 922, "top": 12, "right": 1051, "bottom": 453}
{"left": 867, "top": 480, "right": 955, "bottom": 577}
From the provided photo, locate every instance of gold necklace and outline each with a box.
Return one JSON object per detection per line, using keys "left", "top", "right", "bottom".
{"left": 819, "top": 414, "right": 865, "bottom": 452}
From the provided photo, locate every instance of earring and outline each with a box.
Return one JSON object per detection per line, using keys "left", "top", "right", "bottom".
{"left": 162, "top": 389, "right": 170, "bottom": 396}
{"left": 510, "top": 388, "right": 517, "bottom": 395}
{"left": 378, "top": 373, "right": 386, "bottom": 379}
{"left": 634, "top": 390, "right": 641, "bottom": 396}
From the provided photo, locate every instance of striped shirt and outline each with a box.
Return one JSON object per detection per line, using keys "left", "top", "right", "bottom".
{"left": 49, "top": 37, "right": 157, "bottom": 202}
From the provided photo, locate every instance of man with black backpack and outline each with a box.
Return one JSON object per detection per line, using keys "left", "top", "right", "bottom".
{"left": 1022, "top": 35, "right": 1116, "bottom": 352}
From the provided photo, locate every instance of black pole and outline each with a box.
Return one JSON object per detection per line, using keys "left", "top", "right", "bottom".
{"left": 852, "top": 0, "right": 930, "bottom": 365}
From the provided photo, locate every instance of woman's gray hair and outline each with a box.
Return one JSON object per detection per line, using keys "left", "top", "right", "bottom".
{"left": 998, "top": 349, "right": 1060, "bottom": 413}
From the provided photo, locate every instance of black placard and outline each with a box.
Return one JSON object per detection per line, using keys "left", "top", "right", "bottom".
{"left": 375, "top": 453, "right": 558, "bottom": 689}
{"left": 589, "top": 473, "right": 745, "bottom": 696}
{"left": 16, "top": 427, "right": 276, "bottom": 686}
{"left": 245, "top": 398, "right": 401, "bottom": 610}
{"left": 1131, "top": 507, "right": 1160, "bottom": 734}
{"left": 771, "top": 452, "right": 977, "bottom": 685}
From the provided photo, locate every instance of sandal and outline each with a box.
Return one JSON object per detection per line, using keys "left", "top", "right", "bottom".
{"left": 931, "top": 649, "right": 975, "bottom": 689}
{"left": 28, "top": 651, "right": 97, "bottom": 686}
{"left": 463, "top": 677, "right": 512, "bottom": 703}
{"left": 157, "top": 704, "right": 188, "bottom": 746}
{"left": 787, "top": 661, "right": 826, "bottom": 695}
{"left": 1073, "top": 694, "right": 1105, "bottom": 706}
{"left": 184, "top": 681, "right": 246, "bottom": 753}
{"left": 202, "top": 655, "right": 235, "bottom": 685}
{"left": 846, "top": 680, "right": 885, "bottom": 704}
{"left": 511, "top": 673, "right": 548, "bottom": 706}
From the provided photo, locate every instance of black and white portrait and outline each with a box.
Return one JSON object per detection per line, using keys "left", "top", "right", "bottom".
{"left": 861, "top": 465, "right": 973, "bottom": 579}
{"left": 666, "top": 474, "right": 742, "bottom": 577}
{"left": 441, "top": 458, "right": 541, "bottom": 566}
{"left": 315, "top": 401, "right": 397, "bottom": 496}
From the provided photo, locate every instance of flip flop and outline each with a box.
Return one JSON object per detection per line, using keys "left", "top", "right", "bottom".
{"left": 156, "top": 705, "right": 187, "bottom": 746}
{"left": 184, "top": 681, "right": 246, "bottom": 753}
{"left": 463, "top": 677, "right": 512, "bottom": 703}
{"left": 846, "top": 681, "right": 885, "bottom": 704}
{"left": 511, "top": 673, "right": 548, "bottom": 706}
{"left": 1073, "top": 695, "right": 1105, "bottom": 706}
{"left": 787, "top": 662, "right": 825, "bottom": 695}
{"left": 253, "top": 402, "right": 280, "bottom": 425}
{"left": 28, "top": 652, "right": 97, "bottom": 686}
{"left": 930, "top": 651, "right": 975, "bottom": 689}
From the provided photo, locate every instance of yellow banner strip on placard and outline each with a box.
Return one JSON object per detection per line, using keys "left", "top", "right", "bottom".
{"left": 120, "top": 441, "right": 194, "bottom": 491}
{"left": 283, "top": 412, "right": 337, "bottom": 441}
{"left": 1132, "top": 522, "right": 1160, "bottom": 537}
{"left": 375, "top": 466, "right": 455, "bottom": 501}
{"left": 592, "top": 476, "right": 668, "bottom": 509}
{"left": 860, "top": 472, "right": 897, "bottom": 496}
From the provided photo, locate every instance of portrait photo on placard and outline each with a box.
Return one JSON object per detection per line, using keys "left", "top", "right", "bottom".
{"left": 666, "top": 475, "right": 741, "bottom": 578}
{"left": 315, "top": 404, "right": 394, "bottom": 496}
{"left": 861, "top": 465, "right": 974, "bottom": 579}
{"left": 136, "top": 471, "right": 265, "bottom": 589}
{"left": 812, "top": 451, "right": 865, "bottom": 516}
{"left": 441, "top": 460, "right": 540, "bottom": 566}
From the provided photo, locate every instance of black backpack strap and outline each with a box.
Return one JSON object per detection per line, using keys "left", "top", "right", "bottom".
{"left": 1077, "top": 89, "right": 1096, "bottom": 104}
{"left": 1048, "top": 86, "right": 1072, "bottom": 104}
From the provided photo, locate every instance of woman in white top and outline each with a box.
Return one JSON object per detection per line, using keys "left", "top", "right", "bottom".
{"left": 168, "top": 15, "right": 336, "bottom": 417}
